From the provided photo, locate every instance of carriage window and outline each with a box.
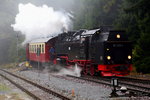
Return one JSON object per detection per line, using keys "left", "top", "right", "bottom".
{"left": 39, "top": 45, "right": 41, "bottom": 53}
{"left": 35, "top": 45, "right": 37, "bottom": 53}
{"left": 80, "top": 37, "right": 85, "bottom": 43}
{"left": 33, "top": 45, "right": 35, "bottom": 53}
{"left": 31, "top": 45, "right": 32, "bottom": 52}
{"left": 31, "top": 45, "right": 33, "bottom": 53}
{"left": 30, "top": 45, "right": 32, "bottom": 53}
{"left": 32, "top": 45, "right": 34, "bottom": 53}
{"left": 33, "top": 45, "right": 34, "bottom": 53}
{"left": 34, "top": 45, "right": 36, "bottom": 53}
{"left": 37, "top": 45, "right": 38, "bottom": 53}
{"left": 32, "top": 45, "right": 33, "bottom": 53}
{"left": 29, "top": 45, "right": 30, "bottom": 52}
{"left": 42, "top": 44, "right": 44, "bottom": 53}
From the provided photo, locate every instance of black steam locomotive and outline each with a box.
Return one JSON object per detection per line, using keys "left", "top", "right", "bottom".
{"left": 54, "top": 27, "right": 132, "bottom": 76}
{"left": 27, "top": 27, "right": 132, "bottom": 76}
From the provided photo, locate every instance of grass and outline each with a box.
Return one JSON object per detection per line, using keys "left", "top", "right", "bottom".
{"left": 0, "top": 63, "right": 18, "bottom": 69}
{"left": 0, "top": 83, "right": 10, "bottom": 91}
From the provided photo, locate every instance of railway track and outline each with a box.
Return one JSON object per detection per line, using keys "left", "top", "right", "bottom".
{"left": 116, "top": 76, "right": 150, "bottom": 93}
{"left": 116, "top": 76, "right": 150, "bottom": 84}
{"left": 0, "top": 69, "right": 71, "bottom": 100}
{"left": 67, "top": 75, "right": 150, "bottom": 97}
{"left": 0, "top": 73, "right": 41, "bottom": 100}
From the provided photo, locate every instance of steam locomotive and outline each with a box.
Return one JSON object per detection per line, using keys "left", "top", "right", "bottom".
{"left": 26, "top": 27, "right": 132, "bottom": 76}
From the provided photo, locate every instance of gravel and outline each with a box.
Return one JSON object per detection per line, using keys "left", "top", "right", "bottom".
{"left": 12, "top": 68, "right": 150, "bottom": 100}
{"left": 1, "top": 70, "right": 62, "bottom": 100}
{"left": 16, "top": 69, "right": 112, "bottom": 100}
{"left": 0, "top": 75, "right": 33, "bottom": 100}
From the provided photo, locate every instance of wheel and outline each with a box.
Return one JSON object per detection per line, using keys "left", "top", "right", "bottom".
{"left": 90, "top": 66, "right": 95, "bottom": 76}
{"left": 83, "top": 66, "right": 88, "bottom": 75}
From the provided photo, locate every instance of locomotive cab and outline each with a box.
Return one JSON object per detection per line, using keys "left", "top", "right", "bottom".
{"left": 90, "top": 30, "right": 108, "bottom": 64}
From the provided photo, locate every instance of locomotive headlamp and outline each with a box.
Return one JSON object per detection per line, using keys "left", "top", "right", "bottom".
{"left": 128, "top": 55, "right": 132, "bottom": 59}
{"left": 116, "top": 34, "right": 120, "bottom": 39}
{"left": 107, "top": 56, "right": 111, "bottom": 60}
{"left": 107, "top": 48, "right": 109, "bottom": 51}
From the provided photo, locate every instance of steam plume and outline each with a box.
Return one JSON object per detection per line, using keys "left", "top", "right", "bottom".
{"left": 11, "top": 3, "right": 73, "bottom": 44}
{"left": 56, "top": 64, "right": 82, "bottom": 77}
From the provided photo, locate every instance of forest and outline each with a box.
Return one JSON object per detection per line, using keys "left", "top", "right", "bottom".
{"left": 0, "top": 0, "right": 149, "bottom": 74}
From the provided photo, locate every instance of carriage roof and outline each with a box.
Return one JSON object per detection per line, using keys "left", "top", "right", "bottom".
{"left": 29, "top": 37, "right": 52, "bottom": 43}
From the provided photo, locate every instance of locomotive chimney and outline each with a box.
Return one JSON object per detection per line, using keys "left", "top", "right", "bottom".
{"left": 62, "top": 27, "right": 68, "bottom": 33}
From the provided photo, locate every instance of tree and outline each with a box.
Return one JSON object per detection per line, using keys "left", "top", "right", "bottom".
{"left": 115, "top": 0, "right": 150, "bottom": 73}
{"left": 73, "top": 0, "right": 122, "bottom": 29}
{"left": 131, "top": 0, "right": 150, "bottom": 73}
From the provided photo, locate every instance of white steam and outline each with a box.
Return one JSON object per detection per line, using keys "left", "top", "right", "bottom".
{"left": 11, "top": 3, "right": 73, "bottom": 44}
{"left": 57, "top": 64, "right": 82, "bottom": 77}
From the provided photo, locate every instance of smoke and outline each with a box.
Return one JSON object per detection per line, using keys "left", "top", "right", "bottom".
{"left": 55, "top": 64, "right": 82, "bottom": 77}
{"left": 11, "top": 3, "right": 73, "bottom": 44}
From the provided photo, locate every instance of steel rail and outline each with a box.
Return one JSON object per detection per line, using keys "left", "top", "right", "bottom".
{"left": 0, "top": 73, "right": 41, "bottom": 100}
{"left": 67, "top": 75, "right": 150, "bottom": 96}
{"left": 116, "top": 76, "right": 150, "bottom": 84}
{"left": 0, "top": 69, "right": 71, "bottom": 100}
